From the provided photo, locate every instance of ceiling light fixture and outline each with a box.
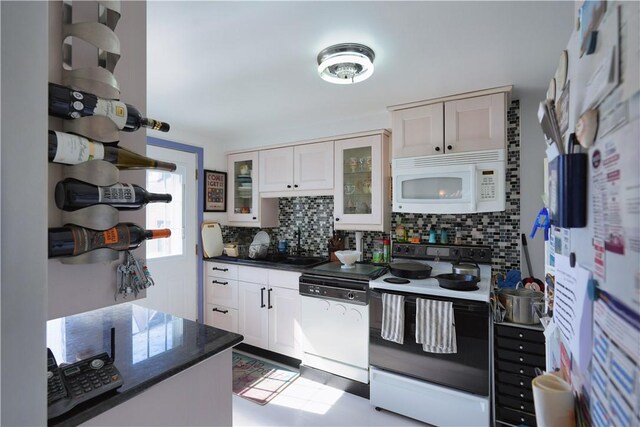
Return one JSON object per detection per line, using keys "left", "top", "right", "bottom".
{"left": 317, "top": 43, "right": 375, "bottom": 85}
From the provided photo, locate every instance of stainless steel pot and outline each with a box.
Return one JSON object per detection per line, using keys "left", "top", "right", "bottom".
{"left": 452, "top": 258, "right": 481, "bottom": 279}
{"left": 497, "top": 288, "right": 544, "bottom": 324}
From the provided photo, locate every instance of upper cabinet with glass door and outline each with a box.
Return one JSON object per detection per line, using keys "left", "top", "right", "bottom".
{"left": 334, "top": 131, "right": 390, "bottom": 232}
{"left": 228, "top": 152, "right": 278, "bottom": 227}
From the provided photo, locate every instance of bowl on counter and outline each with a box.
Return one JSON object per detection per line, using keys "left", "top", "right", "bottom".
{"left": 334, "top": 250, "right": 361, "bottom": 268}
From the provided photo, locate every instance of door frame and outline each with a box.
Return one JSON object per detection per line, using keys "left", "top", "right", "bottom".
{"left": 147, "top": 136, "right": 205, "bottom": 323}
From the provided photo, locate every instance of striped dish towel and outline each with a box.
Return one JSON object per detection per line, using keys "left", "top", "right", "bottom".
{"left": 381, "top": 293, "right": 405, "bottom": 344}
{"left": 415, "top": 298, "right": 457, "bottom": 354}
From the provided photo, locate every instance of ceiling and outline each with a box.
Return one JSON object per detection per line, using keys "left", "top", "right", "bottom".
{"left": 146, "top": 1, "right": 574, "bottom": 151}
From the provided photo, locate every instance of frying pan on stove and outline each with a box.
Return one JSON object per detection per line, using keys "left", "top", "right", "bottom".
{"left": 388, "top": 262, "right": 432, "bottom": 279}
{"left": 434, "top": 273, "right": 480, "bottom": 291}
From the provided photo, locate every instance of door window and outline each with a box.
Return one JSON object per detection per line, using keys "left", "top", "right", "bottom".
{"left": 146, "top": 164, "right": 185, "bottom": 259}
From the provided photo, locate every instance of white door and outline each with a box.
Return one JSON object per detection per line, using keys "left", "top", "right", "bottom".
{"left": 444, "top": 93, "right": 505, "bottom": 153}
{"left": 294, "top": 141, "right": 334, "bottom": 190}
{"left": 259, "top": 147, "right": 294, "bottom": 192}
{"left": 392, "top": 102, "right": 444, "bottom": 158}
{"left": 238, "top": 282, "right": 269, "bottom": 348}
{"left": 268, "top": 286, "right": 302, "bottom": 359}
{"left": 141, "top": 145, "right": 198, "bottom": 321}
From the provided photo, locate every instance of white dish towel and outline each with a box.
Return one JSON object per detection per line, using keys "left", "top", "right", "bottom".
{"left": 416, "top": 298, "right": 457, "bottom": 353}
{"left": 381, "top": 293, "right": 405, "bottom": 344}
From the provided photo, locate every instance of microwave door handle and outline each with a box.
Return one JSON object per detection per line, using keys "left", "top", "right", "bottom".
{"left": 469, "top": 164, "right": 477, "bottom": 211}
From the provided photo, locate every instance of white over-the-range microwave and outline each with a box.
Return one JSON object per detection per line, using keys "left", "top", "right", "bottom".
{"left": 392, "top": 149, "right": 506, "bottom": 214}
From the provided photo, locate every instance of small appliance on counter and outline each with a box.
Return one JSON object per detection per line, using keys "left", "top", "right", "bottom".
{"left": 201, "top": 222, "right": 223, "bottom": 258}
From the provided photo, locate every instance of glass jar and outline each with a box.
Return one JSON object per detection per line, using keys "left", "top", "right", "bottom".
{"left": 372, "top": 240, "right": 383, "bottom": 263}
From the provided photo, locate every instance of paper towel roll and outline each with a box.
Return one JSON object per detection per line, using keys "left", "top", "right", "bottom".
{"left": 532, "top": 374, "right": 575, "bottom": 427}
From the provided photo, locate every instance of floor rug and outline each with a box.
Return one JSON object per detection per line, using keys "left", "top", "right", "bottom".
{"left": 232, "top": 351, "right": 299, "bottom": 405}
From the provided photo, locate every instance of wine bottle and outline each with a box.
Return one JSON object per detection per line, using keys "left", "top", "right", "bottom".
{"left": 48, "top": 223, "right": 171, "bottom": 258}
{"left": 55, "top": 178, "right": 172, "bottom": 211}
{"left": 48, "top": 82, "right": 170, "bottom": 132}
{"left": 48, "top": 130, "right": 177, "bottom": 171}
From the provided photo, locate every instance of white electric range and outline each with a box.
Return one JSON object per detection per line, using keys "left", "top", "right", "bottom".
{"left": 368, "top": 242, "right": 494, "bottom": 427}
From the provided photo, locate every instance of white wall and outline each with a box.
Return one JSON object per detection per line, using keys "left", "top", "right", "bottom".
{"left": 1, "top": 2, "right": 49, "bottom": 425}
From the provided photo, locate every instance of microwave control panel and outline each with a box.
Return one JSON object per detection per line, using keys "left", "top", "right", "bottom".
{"left": 478, "top": 170, "right": 497, "bottom": 201}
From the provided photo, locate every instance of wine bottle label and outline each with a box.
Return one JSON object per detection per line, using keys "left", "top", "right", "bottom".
{"left": 53, "top": 131, "right": 105, "bottom": 163}
{"left": 95, "top": 99, "right": 128, "bottom": 129}
{"left": 99, "top": 184, "right": 135, "bottom": 203}
{"left": 103, "top": 228, "right": 120, "bottom": 245}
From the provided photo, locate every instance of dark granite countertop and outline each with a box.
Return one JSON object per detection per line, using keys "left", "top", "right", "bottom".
{"left": 47, "top": 302, "right": 243, "bottom": 426}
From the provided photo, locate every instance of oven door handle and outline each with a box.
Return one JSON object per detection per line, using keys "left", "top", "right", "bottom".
{"left": 371, "top": 289, "right": 487, "bottom": 312}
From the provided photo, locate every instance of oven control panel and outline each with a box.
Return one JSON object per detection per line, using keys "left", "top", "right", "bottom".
{"left": 392, "top": 243, "right": 492, "bottom": 264}
{"left": 299, "top": 282, "right": 368, "bottom": 305}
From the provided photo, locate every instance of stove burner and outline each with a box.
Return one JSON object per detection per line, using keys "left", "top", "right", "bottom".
{"left": 384, "top": 277, "right": 411, "bottom": 284}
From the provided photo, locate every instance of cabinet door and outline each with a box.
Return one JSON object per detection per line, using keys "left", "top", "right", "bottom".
{"left": 259, "top": 147, "right": 294, "bottom": 192}
{"left": 392, "top": 103, "right": 444, "bottom": 158}
{"left": 267, "top": 286, "right": 301, "bottom": 359}
{"left": 228, "top": 152, "right": 259, "bottom": 223}
{"left": 293, "top": 141, "right": 334, "bottom": 190}
{"left": 238, "top": 282, "right": 269, "bottom": 349}
{"left": 205, "top": 304, "right": 238, "bottom": 333}
{"left": 444, "top": 93, "right": 505, "bottom": 152}
{"left": 335, "top": 135, "right": 383, "bottom": 227}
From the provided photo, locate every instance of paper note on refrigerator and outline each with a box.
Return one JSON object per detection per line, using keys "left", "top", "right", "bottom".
{"left": 553, "top": 254, "right": 593, "bottom": 371}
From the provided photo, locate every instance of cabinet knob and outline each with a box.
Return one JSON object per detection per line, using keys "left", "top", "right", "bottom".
{"left": 294, "top": 184, "right": 298, "bottom": 188}
{"left": 252, "top": 216, "right": 257, "bottom": 220}
{"left": 435, "top": 146, "right": 441, "bottom": 152}
{"left": 287, "top": 185, "right": 292, "bottom": 188}
{"left": 335, "top": 218, "right": 340, "bottom": 221}
{"left": 447, "top": 145, "right": 453, "bottom": 150}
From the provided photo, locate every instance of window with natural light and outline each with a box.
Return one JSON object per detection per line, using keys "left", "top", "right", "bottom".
{"left": 146, "top": 167, "right": 185, "bottom": 259}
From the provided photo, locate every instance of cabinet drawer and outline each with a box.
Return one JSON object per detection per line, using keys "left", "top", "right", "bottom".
{"left": 205, "top": 278, "right": 239, "bottom": 309}
{"left": 497, "top": 395, "right": 536, "bottom": 414}
{"left": 496, "top": 325, "right": 544, "bottom": 344}
{"left": 496, "top": 360, "right": 541, "bottom": 377}
{"left": 496, "top": 382, "right": 534, "bottom": 401}
{"left": 496, "top": 406, "right": 537, "bottom": 427}
{"left": 497, "top": 349, "right": 546, "bottom": 367}
{"left": 239, "top": 266, "right": 269, "bottom": 285}
{"left": 268, "top": 269, "right": 301, "bottom": 291}
{"left": 205, "top": 304, "right": 239, "bottom": 334}
{"left": 205, "top": 262, "right": 238, "bottom": 280}
{"left": 496, "top": 336, "right": 545, "bottom": 356}
{"left": 497, "top": 371, "right": 533, "bottom": 389}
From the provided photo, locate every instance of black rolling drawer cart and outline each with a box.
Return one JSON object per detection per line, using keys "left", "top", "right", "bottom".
{"left": 494, "top": 323, "right": 545, "bottom": 426}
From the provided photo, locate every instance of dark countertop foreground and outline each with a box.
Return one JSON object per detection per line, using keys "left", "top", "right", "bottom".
{"left": 47, "top": 302, "right": 243, "bottom": 426}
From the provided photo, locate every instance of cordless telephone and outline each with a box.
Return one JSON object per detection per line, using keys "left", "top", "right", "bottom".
{"left": 47, "top": 328, "right": 123, "bottom": 419}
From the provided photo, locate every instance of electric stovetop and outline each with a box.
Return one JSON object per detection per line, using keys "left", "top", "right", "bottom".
{"left": 307, "top": 261, "right": 388, "bottom": 281}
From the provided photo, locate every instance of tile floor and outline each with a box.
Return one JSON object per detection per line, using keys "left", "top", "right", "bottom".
{"left": 233, "top": 374, "right": 426, "bottom": 426}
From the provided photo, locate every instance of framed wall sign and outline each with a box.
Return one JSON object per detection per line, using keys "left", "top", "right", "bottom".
{"left": 204, "top": 170, "right": 227, "bottom": 212}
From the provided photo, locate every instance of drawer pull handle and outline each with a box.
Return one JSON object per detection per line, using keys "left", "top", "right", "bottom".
{"left": 212, "top": 267, "right": 229, "bottom": 272}
{"left": 519, "top": 345, "right": 523, "bottom": 350}
{"left": 211, "top": 307, "right": 229, "bottom": 314}
{"left": 519, "top": 357, "right": 524, "bottom": 362}
{"left": 519, "top": 333, "right": 523, "bottom": 338}
{"left": 212, "top": 280, "right": 229, "bottom": 285}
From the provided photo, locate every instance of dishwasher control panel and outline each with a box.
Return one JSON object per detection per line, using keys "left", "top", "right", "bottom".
{"left": 299, "top": 282, "right": 368, "bottom": 305}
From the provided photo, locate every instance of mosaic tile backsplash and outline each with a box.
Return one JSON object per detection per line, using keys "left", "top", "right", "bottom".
{"left": 222, "top": 101, "right": 521, "bottom": 276}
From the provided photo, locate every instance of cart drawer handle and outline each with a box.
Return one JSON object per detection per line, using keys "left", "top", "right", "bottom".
{"left": 212, "top": 280, "right": 228, "bottom": 285}
{"left": 211, "top": 308, "right": 229, "bottom": 314}
{"left": 212, "top": 267, "right": 229, "bottom": 272}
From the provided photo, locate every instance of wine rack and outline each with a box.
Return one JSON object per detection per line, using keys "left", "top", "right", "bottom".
{"left": 53, "top": 1, "right": 123, "bottom": 265}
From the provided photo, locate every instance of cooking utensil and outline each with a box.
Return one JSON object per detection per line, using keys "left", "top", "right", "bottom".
{"left": 389, "top": 262, "right": 432, "bottom": 280}
{"left": 434, "top": 273, "right": 479, "bottom": 291}
{"left": 498, "top": 287, "right": 545, "bottom": 324}
{"left": 451, "top": 257, "right": 480, "bottom": 279}
{"left": 521, "top": 234, "right": 544, "bottom": 291}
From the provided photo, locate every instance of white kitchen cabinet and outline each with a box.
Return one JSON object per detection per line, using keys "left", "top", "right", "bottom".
{"left": 334, "top": 131, "right": 390, "bottom": 232}
{"left": 204, "top": 261, "right": 239, "bottom": 333}
{"left": 444, "top": 93, "right": 505, "bottom": 153}
{"left": 236, "top": 266, "right": 302, "bottom": 359}
{"left": 227, "top": 151, "right": 278, "bottom": 227}
{"left": 259, "top": 141, "right": 334, "bottom": 196}
{"left": 392, "top": 103, "right": 444, "bottom": 158}
{"left": 390, "top": 88, "right": 509, "bottom": 158}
